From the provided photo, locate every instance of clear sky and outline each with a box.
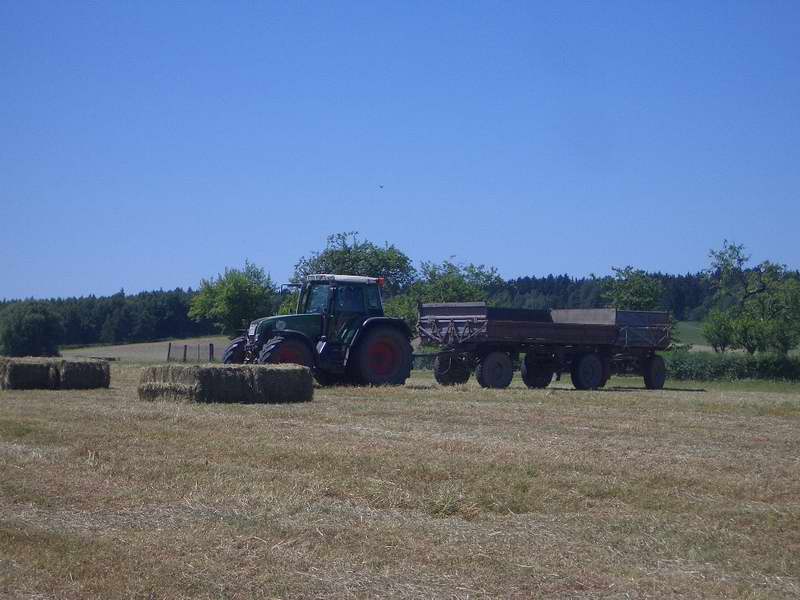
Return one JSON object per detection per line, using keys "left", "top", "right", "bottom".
{"left": 2, "top": 1, "right": 799, "bottom": 299}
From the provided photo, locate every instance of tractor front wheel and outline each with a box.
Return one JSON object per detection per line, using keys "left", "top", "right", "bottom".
{"left": 223, "top": 337, "right": 246, "bottom": 364}
{"left": 258, "top": 336, "right": 313, "bottom": 367}
{"left": 353, "top": 326, "right": 412, "bottom": 386}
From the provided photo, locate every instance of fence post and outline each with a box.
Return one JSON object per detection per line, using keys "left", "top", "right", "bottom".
{"left": 182, "top": 345, "right": 188, "bottom": 362}
{"left": 166, "top": 342, "right": 172, "bottom": 362}
{"left": 197, "top": 344, "right": 200, "bottom": 362}
{"left": 209, "top": 343, "right": 215, "bottom": 362}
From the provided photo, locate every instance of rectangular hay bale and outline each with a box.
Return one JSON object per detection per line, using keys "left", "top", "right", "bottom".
{"left": 0, "top": 357, "right": 111, "bottom": 390}
{"left": 0, "top": 357, "right": 57, "bottom": 390}
{"left": 138, "top": 363, "right": 313, "bottom": 404}
{"left": 59, "top": 360, "right": 111, "bottom": 389}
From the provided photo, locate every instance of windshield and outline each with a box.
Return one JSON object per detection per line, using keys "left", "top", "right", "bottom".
{"left": 303, "top": 283, "right": 330, "bottom": 314}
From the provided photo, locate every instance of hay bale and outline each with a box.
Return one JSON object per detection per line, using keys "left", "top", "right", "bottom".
{"left": 0, "top": 357, "right": 110, "bottom": 390}
{"left": 0, "top": 357, "right": 57, "bottom": 390}
{"left": 59, "top": 360, "right": 111, "bottom": 389}
{"left": 137, "top": 382, "right": 200, "bottom": 403}
{"left": 137, "top": 363, "right": 313, "bottom": 404}
{"left": 251, "top": 364, "right": 314, "bottom": 404}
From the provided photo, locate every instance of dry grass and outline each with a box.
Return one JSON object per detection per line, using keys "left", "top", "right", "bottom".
{"left": 1, "top": 366, "right": 798, "bottom": 599}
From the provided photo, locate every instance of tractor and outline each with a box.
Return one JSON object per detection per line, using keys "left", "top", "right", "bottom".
{"left": 222, "top": 274, "right": 413, "bottom": 386}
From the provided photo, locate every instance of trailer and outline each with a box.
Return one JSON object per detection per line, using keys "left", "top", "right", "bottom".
{"left": 417, "top": 303, "right": 671, "bottom": 390}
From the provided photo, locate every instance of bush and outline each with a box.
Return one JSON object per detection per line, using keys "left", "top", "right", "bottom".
{"left": 0, "top": 302, "right": 64, "bottom": 357}
{"left": 664, "top": 350, "right": 800, "bottom": 381}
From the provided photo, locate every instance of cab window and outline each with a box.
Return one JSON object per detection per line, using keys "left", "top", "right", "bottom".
{"left": 365, "top": 285, "right": 382, "bottom": 311}
{"left": 336, "top": 285, "right": 365, "bottom": 312}
{"left": 304, "top": 284, "right": 330, "bottom": 314}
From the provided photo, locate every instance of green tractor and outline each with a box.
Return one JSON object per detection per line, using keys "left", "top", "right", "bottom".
{"left": 222, "top": 274, "right": 413, "bottom": 386}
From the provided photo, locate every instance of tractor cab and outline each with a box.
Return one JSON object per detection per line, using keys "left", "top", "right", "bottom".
{"left": 223, "top": 274, "right": 413, "bottom": 386}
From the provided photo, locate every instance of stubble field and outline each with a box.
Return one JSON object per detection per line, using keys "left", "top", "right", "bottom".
{"left": 1, "top": 365, "right": 799, "bottom": 599}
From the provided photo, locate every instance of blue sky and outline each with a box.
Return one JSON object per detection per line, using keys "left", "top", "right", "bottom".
{"left": 2, "top": 1, "right": 799, "bottom": 299}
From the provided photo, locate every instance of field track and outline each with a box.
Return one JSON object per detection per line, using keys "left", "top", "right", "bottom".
{"left": 1, "top": 366, "right": 799, "bottom": 598}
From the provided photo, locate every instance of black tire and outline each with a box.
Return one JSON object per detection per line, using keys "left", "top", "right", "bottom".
{"left": 353, "top": 326, "right": 412, "bottom": 386}
{"left": 433, "top": 354, "right": 471, "bottom": 386}
{"left": 258, "top": 336, "right": 313, "bottom": 367}
{"left": 571, "top": 353, "right": 604, "bottom": 390}
{"left": 521, "top": 355, "right": 553, "bottom": 389}
{"left": 223, "top": 336, "right": 246, "bottom": 364}
{"left": 643, "top": 355, "right": 666, "bottom": 390}
{"left": 476, "top": 351, "right": 514, "bottom": 389}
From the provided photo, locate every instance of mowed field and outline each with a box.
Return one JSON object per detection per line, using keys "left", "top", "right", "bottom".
{"left": 1, "top": 364, "right": 799, "bottom": 599}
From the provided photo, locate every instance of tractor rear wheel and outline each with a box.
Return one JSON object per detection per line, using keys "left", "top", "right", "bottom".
{"left": 433, "top": 354, "right": 471, "bottom": 385}
{"left": 521, "top": 355, "right": 553, "bottom": 389}
{"left": 353, "top": 326, "right": 412, "bottom": 386}
{"left": 258, "top": 336, "right": 313, "bottom": 367}
{"left": 643, "top": 355, "right": 666, "bottom": 390}
{"left": 571, "top": 353, "right": 604, "bottom": 390}
{"left": 223, "top": 337, "right": 246, "bottom": 364}
{"left": 476, "top": 352, "right": 514, "bottom": 389}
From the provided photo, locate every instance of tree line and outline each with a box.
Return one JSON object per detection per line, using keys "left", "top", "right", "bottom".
{"left": 2, "top": 232, "right": 797, "bottom": 357}
{"left": 0, "top": 289, "right": 216, "bottom": 356}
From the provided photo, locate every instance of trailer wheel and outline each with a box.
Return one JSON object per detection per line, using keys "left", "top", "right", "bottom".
{"left": 598, "top": 355, "right": 611, "bottom": 388}
{"left": 521, "top": 355, "right": 553, "bottom": 389}
{"left": 223, "top": 337, "right": 246, "bottom": 364}
{"left": 258, "top": 336, "right": 313, "bottom": 367}
{"left": 433, "top": 354, "right": 471, "bottom": 386}
{"left": 476, "top": 352, "right": 514, "bottom": 389}
{"left": 571, "top": 353, "right": 604, "bottom": 390}
{"left": 353, "top": 326, "right": 412, "bottom": 386}
{"left": 643, "top": 355, "right": 666, "bottom": 390}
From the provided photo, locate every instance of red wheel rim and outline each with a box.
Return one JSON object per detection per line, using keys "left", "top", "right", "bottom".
{"left": 275, "top": 345, "right": 307, "bottom": 366}
{"left": 367, "top": 338, "right": 398, "bottom": 377}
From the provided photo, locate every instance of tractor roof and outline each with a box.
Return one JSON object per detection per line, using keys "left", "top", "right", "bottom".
{"left": 305, "top": 274, "right": 381, "bottom": 285}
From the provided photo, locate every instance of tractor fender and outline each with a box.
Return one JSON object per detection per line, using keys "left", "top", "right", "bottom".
{"left": 261, "top": 330, "right": 317, "bottom": 365}
{"left": 346, "top": 317, "right": 413, "bottom": 364}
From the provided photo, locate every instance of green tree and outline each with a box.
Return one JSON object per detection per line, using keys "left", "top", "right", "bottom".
{"left": 759, "top": 279, "right": 800, "bottom": 354}
{"left": 702, "top": 308, "right": 736, "bottom": 353}
{"left": 276, "top": 291, "right": 300, "bottom": 315}
{"left": 0, "top": 302, "right": 64, "bottom": 357}
{"left": 707, "top": 241, "right": 800, "bottom": 355}
{"left": 730, "top": 314, "right": 767, "bottom": 355}
{"left": 603, "top": 266, "right": 664, "bottom": 310}
{"left": 385, "top": 261, "right": 502, "bottom": 330}
{"left": 412, "top": 261, "right": 493, "bottom": 303}
{"left": 189, "top": 261, "right": 277, "bottom": 335}
{"left": 382, "top": 294, "right": 419, "bottom": 329}
{"left": 294, "top": 232, "right": 416, "bottom": 295}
